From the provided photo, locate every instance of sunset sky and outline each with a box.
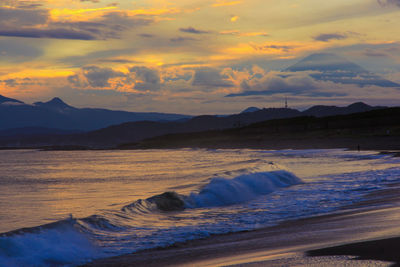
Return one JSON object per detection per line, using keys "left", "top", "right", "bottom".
{"left": 1, "top": 0, "right": 399, "bottom": 114}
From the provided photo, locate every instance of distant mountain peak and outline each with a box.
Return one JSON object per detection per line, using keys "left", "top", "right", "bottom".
{"left": 286, "top": 53, "right": 400, "bottom": 88}
{"left": 303, "top": 102, "right": 383, "bottom": 117}
{"left": 241, "top": 107, "right": 261, "bottom": 114}
{"left": 50, "top": 97, "right": 63, "bottom": 102}
{"left": 347, "top": 102, "right": 371, "bottom": 108}
{"left": 34, "top": 97, "right": 73, "bottom": 110}
{"left": 286, "top": 53, "right": 367, "bottom": 73}
{"left": 48, "top": 97, "right": 69, "bottom": 106}
{"left": 0, "top": 94, "right": 24, "bottom": 104}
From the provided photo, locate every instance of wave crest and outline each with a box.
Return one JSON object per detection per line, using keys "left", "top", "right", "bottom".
{"left": 185, "top": 170, "right": 302, "bottom": 208}
{"left": 122, "top": 192, "right": 185, "bottom": 212}
{"left": 0, "top": 169, "right": 302, "bottom": 266}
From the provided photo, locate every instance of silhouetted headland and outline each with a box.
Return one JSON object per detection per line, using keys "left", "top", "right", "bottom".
{"left": 120, "top": 107, "right": 400, "bottom": 151}
{"left": 0, "top": 97, "right": 399, "bottom": 151}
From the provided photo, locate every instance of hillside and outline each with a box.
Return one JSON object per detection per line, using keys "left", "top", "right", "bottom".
{"left": 0, "top": 95, "right": 191, "bottom": 131}
{"left": 0, "top": 102, "right": 391, "bottom": 149}
{"left": 121, "top": 108, "right": 400, "bottom": 151}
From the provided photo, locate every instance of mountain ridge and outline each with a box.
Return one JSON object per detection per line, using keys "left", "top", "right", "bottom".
{"left": 0, "top": 95, "right": 191, "bottom": 131}
{"left": 34, "top": 97, "right": 74, "bottom": 111}
{"left": 122, "top": 107, "right": 400, "bottom": 151}
{"left": 0, "top": 95, "right": 24, "bottom": 104}
{"left": 0, "top": 101, "right": 389, "bottom": 148}
{"left": 286, "top": 53, "right": 400, "bottom": 88}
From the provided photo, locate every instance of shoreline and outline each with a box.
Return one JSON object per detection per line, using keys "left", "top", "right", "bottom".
{"left": 125, "top": 135, "right": 400, "bottom": 151}
{"left": 1, "top": 143, "right": 400, "bottom": 155}
{"left": 1, "top": 107, "right": 399, "bottom": 151}
{"left": 84, "top": 185, "right": 400, "bottom": 267}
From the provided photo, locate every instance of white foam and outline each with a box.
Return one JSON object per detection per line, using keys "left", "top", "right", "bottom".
{"left": 0, "top": 220, "right": 101, "bottom": 267}
{"left": 185, "top": 170, "right": 302, "bottom": 208}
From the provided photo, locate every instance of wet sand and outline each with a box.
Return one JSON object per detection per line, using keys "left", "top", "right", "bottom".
{"left": 84, "top": 184, "right": 400, "bottom": 267}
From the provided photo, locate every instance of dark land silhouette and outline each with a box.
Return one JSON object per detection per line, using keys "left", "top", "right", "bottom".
{"left": 0, "top": 98, "right": 398, "bottom": 150}
{"left": 119, "top": 107, "right": 400, "bottom": 151}
{"left": 0, "top": 95, "right": 191, "bottom": 131}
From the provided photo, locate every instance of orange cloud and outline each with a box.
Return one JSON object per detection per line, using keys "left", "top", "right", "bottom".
{"left": 125, "top": 8, "right": 181, "bottom": 16}
{"left": 213, "top": 1, "right": 242, "bottom": 7}
{"left": 3, "top": 69, "right": 75, "bottom": 79}
{"left": 230, "top": 15, "right": 239, "bottom": 22}
{"left": 241, "top": 32, "right": 268, "bottom": 37}
{"left": 50, "top": 6, "right": 117, "bottom": 21}
{"left": 49, "top": 6, "right": 181, "bottom": 23}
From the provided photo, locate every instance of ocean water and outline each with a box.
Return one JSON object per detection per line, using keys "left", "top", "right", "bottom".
{"left": 0, "top": 148, "right": 399, "bottom": 266}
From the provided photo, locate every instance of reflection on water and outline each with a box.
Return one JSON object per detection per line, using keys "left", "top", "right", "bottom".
{"left": 0, "top": 149, "right": 398, "bottom": 233}
{"left": 0, "top": 149, "right": 265, "bottom": 232}
{"left": 1, "top": 149, "right": 400, "bottom": 266}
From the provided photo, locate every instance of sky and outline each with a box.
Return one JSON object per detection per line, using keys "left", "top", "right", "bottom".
{"left": 0, "top": 0, "right": 399, "bottom": 114}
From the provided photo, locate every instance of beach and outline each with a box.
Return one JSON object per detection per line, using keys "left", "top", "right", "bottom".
{"left": 85, "top": 184, "right": 400, "bottom": 267}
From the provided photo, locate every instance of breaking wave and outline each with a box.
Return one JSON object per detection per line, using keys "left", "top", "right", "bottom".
{"left": 185, "top": 170, "right": 302, "bottom": 208}
{"left": 0, "top": 169, "right": 302, "bottom": 267}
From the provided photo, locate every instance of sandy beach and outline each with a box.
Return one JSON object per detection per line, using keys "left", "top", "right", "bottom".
{"left": 84, "top": 184, "right": 400, "bottom": 267}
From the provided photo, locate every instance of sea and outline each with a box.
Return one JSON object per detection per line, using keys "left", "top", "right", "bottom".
{"left": 0, "top": 148, "right": 399, "bottom": 266}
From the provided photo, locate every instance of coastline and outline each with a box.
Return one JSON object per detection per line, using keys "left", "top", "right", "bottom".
{"left": 1, "top": 136, "right": 400, "bottom": 152}
{"left": 123, "top": 133, "right": 400, "bottom": 151}
{"left": 1, "top": 107, "right": 399, "bottom": 151}
{"left": 84, "top": 185, "right": 400, "bottom": 267}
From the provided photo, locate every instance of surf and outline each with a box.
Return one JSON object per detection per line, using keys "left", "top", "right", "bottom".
{"left": 0, "top": 169, "right": 302, "bottom": 267}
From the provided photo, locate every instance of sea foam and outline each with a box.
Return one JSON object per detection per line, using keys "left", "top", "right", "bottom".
{"left": 185, "top": 170, "right": 302, "bottom": 208}
{"left": 0, "top": 219, "right": 101, "bottom": 267}
{"left": 0, "top": 169, "right": 302, "bottom": 267}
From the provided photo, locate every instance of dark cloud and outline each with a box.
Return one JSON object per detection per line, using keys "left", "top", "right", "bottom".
{"left": 0, "top": 0, "right": 43, "bottom": 9}
{"left": 163, "top": 73, "right": 192, "bottom": 82}
{"left": 313, "top": 33, "right": 347, "bottom": 42}
{"left": 251, "top": 44, "right": 295, "bottom": 52}
{"left": 385, "top": 46, "right": 400, "bottom": 53}
{"left": 0, "top": 7, "right": 48, "bottom": 26}
{"left": 50, "top": 12, "right": 153, "bottom": 40}
{"left": 14, "top": 1, "right": 43, "bottom": 9}
{"left": 243, "top": 73, "right": 317, "bottom": 93}
{"left": 363, "top": 49, "right": 387, "bottom": 57}
{"left": 192, "top": 68, "right": 234, "bottom": 88}
{"left": 179, "top": 27, "right": 210, "bottom": 34}
{"left": 170, "top": 36, "right": 197, "bottom": 42}
{"left": 60, "top": 48, "right": 139, "bottom": 66}
{"left": 82, "top": 66, "right": 125, "bottom": 88}
{"left": 227, "top": 72, "right": 344, "bottom": 97}
{"left": 1, "top": 77, "right": 36, "bottom": 87}
{"left": 378, "top": 0, "right": 400, "bottom": 7}
{"left": 100, "top": 11, "right": 152, "bottom": 30}
{"left": 3, "top": 79, "right": 17, "bottom": 87}
{"left": 67, "top": 74, "right": 84, "bottom": 88}
{"left": 129, "top": 66, "right": 161, "bottom": 91}
{"left": 0, "top": 7, "right": 153, "bottom": 40}
{"left": 138, "top": 33, "right": 155, "bottom": 38}
{"left": 97, "top": 59, "right": 139, "bottom": 63}
{"left": 0, "top": 39, "right": 42, "bottom": 62}
{"left": 162, "top": 61, "right": 205, "bottom": 67}
{"left": 0, "top": 28, "right": 96, "bottom": 40}
{"left": 286, "top": 53, "right": 400, "bottom": 87}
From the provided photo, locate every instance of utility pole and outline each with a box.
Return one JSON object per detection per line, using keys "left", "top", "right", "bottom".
{"left": 285, "top": 97, "right": 288, "bottom": 109}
